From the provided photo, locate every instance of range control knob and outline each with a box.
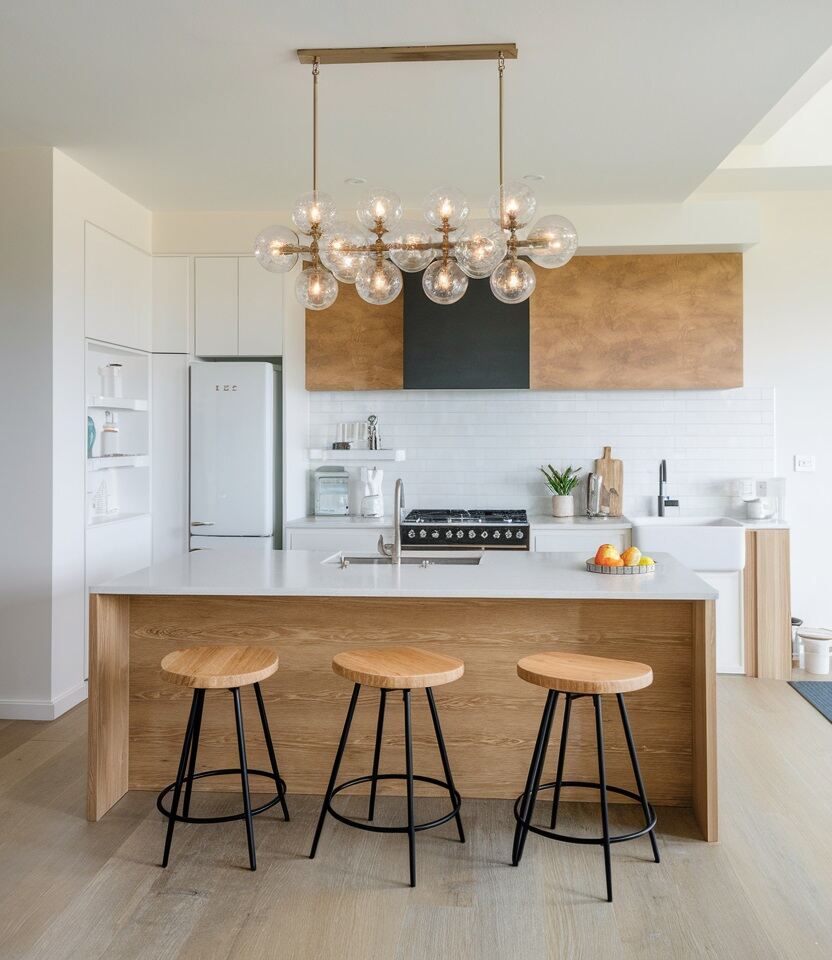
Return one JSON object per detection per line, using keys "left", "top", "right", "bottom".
{"left": 480, "top": 530, "right": 488, "bottom": 539}
{"left": 516, "top": 530, "right": 524, "bottom": 540}
{"left": 493, "top": 530, "right": 501, "bottom": 539}
{"left": 431, "top": 530, "right": 440, "bottom": 539}
{"left": 505, "top": 530, "right": 513, "bottom": 539}
{"left": 408, "top": 529, "right": 416, "bottom": 539}
{"left": 456, "top": 530, "right": 464, "bottom": 539}
{"left": 419, "top": 529, "right": 427, "bottom": 539}
{"left": 468, "top": 530, "right": 476, "bottom": 539}
{"left": 445, "top": 530, "right": 454, "bottom": 539}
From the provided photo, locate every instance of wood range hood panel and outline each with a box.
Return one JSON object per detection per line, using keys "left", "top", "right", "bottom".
{"left": 306, "top": 281, "right": 403, "bottom": 391}
{"left": 530, "top": 253, "right": 743, "bottom": 390}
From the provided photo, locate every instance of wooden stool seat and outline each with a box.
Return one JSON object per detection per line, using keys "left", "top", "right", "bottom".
{"left": 332, "top": 646, "right": 464, "bottom": 689}
{"left": 160, "top": 645, "right": 279, "bottom": 689}
{"left": 516, "top": 651, "right": 653, "bottom": 695}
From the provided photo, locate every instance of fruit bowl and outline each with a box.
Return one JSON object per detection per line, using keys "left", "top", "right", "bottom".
{"left": 585, "top": 559, "right": 656, "bottom": 575}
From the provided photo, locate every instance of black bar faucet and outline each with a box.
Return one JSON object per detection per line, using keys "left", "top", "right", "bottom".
{"left": 657, "top": 460, "right": 679, "bottom": 517}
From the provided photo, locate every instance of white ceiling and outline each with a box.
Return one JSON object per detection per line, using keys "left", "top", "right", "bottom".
{"left": 1, "top": 1, "right": 831, "bottom": 211}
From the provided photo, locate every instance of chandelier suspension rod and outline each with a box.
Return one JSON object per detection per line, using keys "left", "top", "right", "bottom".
{"left": 312, "top": 57, "right": 320, "bottom": 192}
{"left": 498, "top": 51, "right": 505, "bottom": 189}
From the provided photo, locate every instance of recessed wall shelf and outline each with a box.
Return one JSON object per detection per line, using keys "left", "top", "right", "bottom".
{"left": 308, "top": 448, "right": 406, "bottom": 463}
{"left": 87, "top": 396, "right": 149, "bottom": 411}
{"left": 87, "top": 455, "right": 150, "bottom": 472}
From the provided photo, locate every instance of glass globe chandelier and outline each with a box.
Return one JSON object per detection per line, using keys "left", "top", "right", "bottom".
{"left": 256, "top": 44, "right": 578, "bottom": 309}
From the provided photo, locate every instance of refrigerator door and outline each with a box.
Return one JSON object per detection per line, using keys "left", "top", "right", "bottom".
{"left": 190, "top": 535, "right": 274, "bottom": 554}
{"left": 190, "top": 362, "right": 275, "bottom": 536}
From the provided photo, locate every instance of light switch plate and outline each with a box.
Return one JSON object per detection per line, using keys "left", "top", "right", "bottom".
{"left": 794, "top": 454, "right": 815, "bottom": 472}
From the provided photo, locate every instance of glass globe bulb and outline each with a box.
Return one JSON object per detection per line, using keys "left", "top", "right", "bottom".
{"left": 422, "top": 259, "right": 468, "bottom": 305}
{"left": 488, "top": 180, "right": 537, "bottom": 230}
{"left": 291, "top": 191, "right": 337, "bottom": 235}
{"left": 489, "top": 258, "right": 536, "bottom": 304}
{"left": 423, "top": 186, "right": 469, "bottom": 230}
{"left": 526, "top": 214, "right": 578, "bottom": 268}
{"left": 356, "top": 187, "right": 403, "bottom": 230}
{"left": 387, "top": 220, "right": 436, "bottom": 273}
{"left": 254, "top": 224, "right": 299, "bottom": 273}
{"left": 355, "top": 259, "right": 403, "bottom": 305}
{"left": 454, "top": 219, "right": 507, "bottom": 278}
{"left": 319, "top": 221, "right": 369, "bottom": 283}
{"left": 295, "top": 265, "right": 338, "bottom": 311}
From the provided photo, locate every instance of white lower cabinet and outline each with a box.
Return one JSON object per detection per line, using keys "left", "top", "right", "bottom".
{"left": 533, "top": 530, "right": 630, "bottom": 555}
{"left": 697, "top": 570, "right": 744, "bottom": 674}
{"left": 287, "top": 528, "right": 392, "bottom": 553}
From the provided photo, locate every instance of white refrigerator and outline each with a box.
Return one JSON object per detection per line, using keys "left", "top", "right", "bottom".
{"left": 190, "top": 362, "right": 277, "bottom": 552}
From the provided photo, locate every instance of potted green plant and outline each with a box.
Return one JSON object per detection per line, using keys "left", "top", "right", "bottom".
{"left": 540, "top": 464, "right": 582, "bottom": 518}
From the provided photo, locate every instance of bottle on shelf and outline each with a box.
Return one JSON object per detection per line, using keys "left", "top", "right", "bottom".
{"left": 101, "top": 410, "right": 120, "bottom": 456}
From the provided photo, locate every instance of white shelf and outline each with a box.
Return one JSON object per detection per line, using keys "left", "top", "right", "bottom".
{"left": 88, "top": 511, "right": 150, "bottom": 528}
{"left": 308, "top": 448, "right": 406, "bottom": 463}
{"left": 87, "top": 396, "right": 148, "bottom": 411}
{"left": 87, "top": 455, "right": 150, "bottom": 472}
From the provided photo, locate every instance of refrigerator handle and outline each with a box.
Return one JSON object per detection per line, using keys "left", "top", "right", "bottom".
{"left": 190, "top": 520, "right": 215, "bottom": 527}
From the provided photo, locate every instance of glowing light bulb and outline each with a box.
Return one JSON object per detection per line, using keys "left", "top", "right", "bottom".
{"left": 295, "top": 265, "right": 338, "bottom": 310}
{"left": 454, "top": 220, "right": 507, "bottom": 279}
{"left": 292, "top": 191, "right": 336, "bottom": 235}
{"left": 489, "top": 258, "right": 536, "bottom": 304}
{"left": 422, "top": 259, "right": 468, "bottom": 304}
{"left": 355, "top": 259, "right": 402, "bottom": 305}
{"left": 356, "top": 188, "right": 402, "bottom": 229}
{"left": 423, "top": 187, "right": 469, "bottom": 230}
{"left": 488, "top": 181, "right": 537, "bottom": 230}
{"left": 254, "top": 224, "right": 299, "bottom": 273}
{"left": 374, "top": 199, "right": 386, "bottom": 218}
{"left": 526, "top": 215, "right": 578, "bottom": 268}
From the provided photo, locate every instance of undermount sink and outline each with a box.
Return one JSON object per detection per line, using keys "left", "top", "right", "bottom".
{"left": 324, "top": 552, "right": 482, "bottom": 567}
{"left": 629, "top": 516, "right": 745, "bottom": 571}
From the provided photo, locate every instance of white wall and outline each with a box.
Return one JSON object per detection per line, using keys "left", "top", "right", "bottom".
{"left": 742, "top": 190, "right": 832, "bottom": 628}
{"left": 0, "top": 149, "right": 55, "bottom": 712}
{"left": 308, "top": 388, "right": 775, "bottom": 517}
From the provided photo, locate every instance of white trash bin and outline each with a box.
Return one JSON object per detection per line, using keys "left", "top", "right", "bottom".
{"left": 798, "top": 628, "right": 832, "bottom": 675}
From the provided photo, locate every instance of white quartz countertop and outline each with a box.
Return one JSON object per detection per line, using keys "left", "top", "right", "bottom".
{"left": 91, "top": 549, "right": 716, "bottom": 601}
{"left": 286, "top": 514, "right": 632, "bottom": 530}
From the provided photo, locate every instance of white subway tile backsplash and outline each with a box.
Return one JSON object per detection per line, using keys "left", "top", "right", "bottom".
{"left": 308, "top": 388, "right": 776, "bottom": 516}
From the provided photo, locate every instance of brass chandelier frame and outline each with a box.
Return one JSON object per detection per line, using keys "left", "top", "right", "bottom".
{"left": 281, "top": 44, "right": 550, "bottom": 277}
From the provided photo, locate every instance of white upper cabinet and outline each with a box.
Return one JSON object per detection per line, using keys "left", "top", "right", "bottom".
{"left": 152, "top": 256, "right": 189, "bottom": 353}
{"left": 194, "top": 256, "right": 283, "bottom": 358}
{"left": 194, "top": 256, "right": 238, "bottom": 357}
{"left": 238, "top": 256, "right": 283, "bottom": 356}
{"left": 85, "top": 222, "right": 151, "bottom": 351}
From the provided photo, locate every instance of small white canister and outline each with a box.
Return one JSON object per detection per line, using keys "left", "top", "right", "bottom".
{"left": 798, "top": 628, "right": 832, "bottom": 675}
{"left": 100, "top": 410, "right": 120, "bottom": 456}
{"left": 99, "top": 362, "right": 123, "bottom": 398}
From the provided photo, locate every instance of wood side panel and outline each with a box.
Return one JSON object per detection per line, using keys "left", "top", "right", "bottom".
{"left": 530, "top": 253, "right": 743, "bottom": 389}
{"left": 755, "top": 530, "right": 792, "bottom": 680}
{"left": 87, "top": 594, "right": 130, "bottom": 821}
{"left": 692, "top": 599, "right": 718, "bottom": 842}
{"left": 306, "top": 282, "right": 403, "bottom": 390}
{"left": 126, "top": 596, "right": 699, "bottom": 811}
{"left": 743, "top": 531, "right": 758, "bottom": 677}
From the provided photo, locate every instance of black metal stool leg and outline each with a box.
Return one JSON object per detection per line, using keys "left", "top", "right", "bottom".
{"left": 182, "top": 689, "right": 205, "bottom": 820}
{"left": 231, "top": 687, "right": 257, "bottom": 871}
{"left": 426, "top": 687, "right": 465, "bottom": 843}
{"left": 368, "top": 689, "right": 387, "bottom": 821}
{"left": 403, "top": 689, "right": 417, "bottom": 887}
{"left": 550, "top": 692, "right": 573, "bottom": 830}
{"left": 161, "top": 689, "right": 200, "bottom": 867}
{"left": 253, "top": 682, "right": 290, "bottom": 822}
{"left": 512, "top": 690, "right": 557, "bottom": 866}
{"left": 617, "top": 694, "right": 660, "bottom": 863}
{"left": 593, "top": 694, "right": 613, "bottom": 902}
{"left": 309, "top": 683, "right": 361, "bottom": 859}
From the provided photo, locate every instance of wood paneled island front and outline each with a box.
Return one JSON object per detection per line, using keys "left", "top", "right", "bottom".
{"left": 88, "top": 549, "right": 718, "bottom": 841}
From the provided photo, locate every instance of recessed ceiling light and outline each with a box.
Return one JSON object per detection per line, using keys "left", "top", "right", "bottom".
{"left": 344, "top": 176, "right": 367, "bottom": 185}
{"left": 523, "top": 173, "right": 545, "bottom": 182}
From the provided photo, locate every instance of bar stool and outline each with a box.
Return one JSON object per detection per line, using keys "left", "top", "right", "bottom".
{"left": 157, "top": 644, "right": 290, "bottom": 871}
{"left": 512, "top": 651, "right": 660, "bottom": 902}
{"left": 309, "top": 646, "right": 465, "bottom": 887}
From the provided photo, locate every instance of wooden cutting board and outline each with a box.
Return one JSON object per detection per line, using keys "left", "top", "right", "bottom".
{"left": 595, "top": 447, "right": 623, "bottom": 517}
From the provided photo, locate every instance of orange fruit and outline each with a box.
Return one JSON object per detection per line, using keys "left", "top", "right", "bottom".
{"left": 594, "top": 544, "right": 621, "bottom": 565}
{"left": 621, "top": 546, "right": 642, "bottom": 566}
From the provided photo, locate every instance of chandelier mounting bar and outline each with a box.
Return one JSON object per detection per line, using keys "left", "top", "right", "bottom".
{"left": 297, "top": 43, "right": 518, "bottom": 65}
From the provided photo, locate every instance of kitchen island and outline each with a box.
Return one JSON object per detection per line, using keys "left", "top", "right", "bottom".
{"left": 88, "top": 549, "right": 718, "bottom": 840}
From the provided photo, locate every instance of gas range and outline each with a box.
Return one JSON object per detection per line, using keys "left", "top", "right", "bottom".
{"left": 401, "top": 509, "right": 530, "bottom": 550}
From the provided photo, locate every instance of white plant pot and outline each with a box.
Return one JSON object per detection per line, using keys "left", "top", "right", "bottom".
{"left": 552, "top": 495, "right": 575, "bottom": 518}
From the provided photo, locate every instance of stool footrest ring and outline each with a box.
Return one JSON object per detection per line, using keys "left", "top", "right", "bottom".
{"left": 513, "top": 780, "right": 657, "bottom": 845}
{"left": 327, "top": 773, "right": 462, "bottom": 835}
{"left": 157, "top": 768, "right": 288, "bottom": 825}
